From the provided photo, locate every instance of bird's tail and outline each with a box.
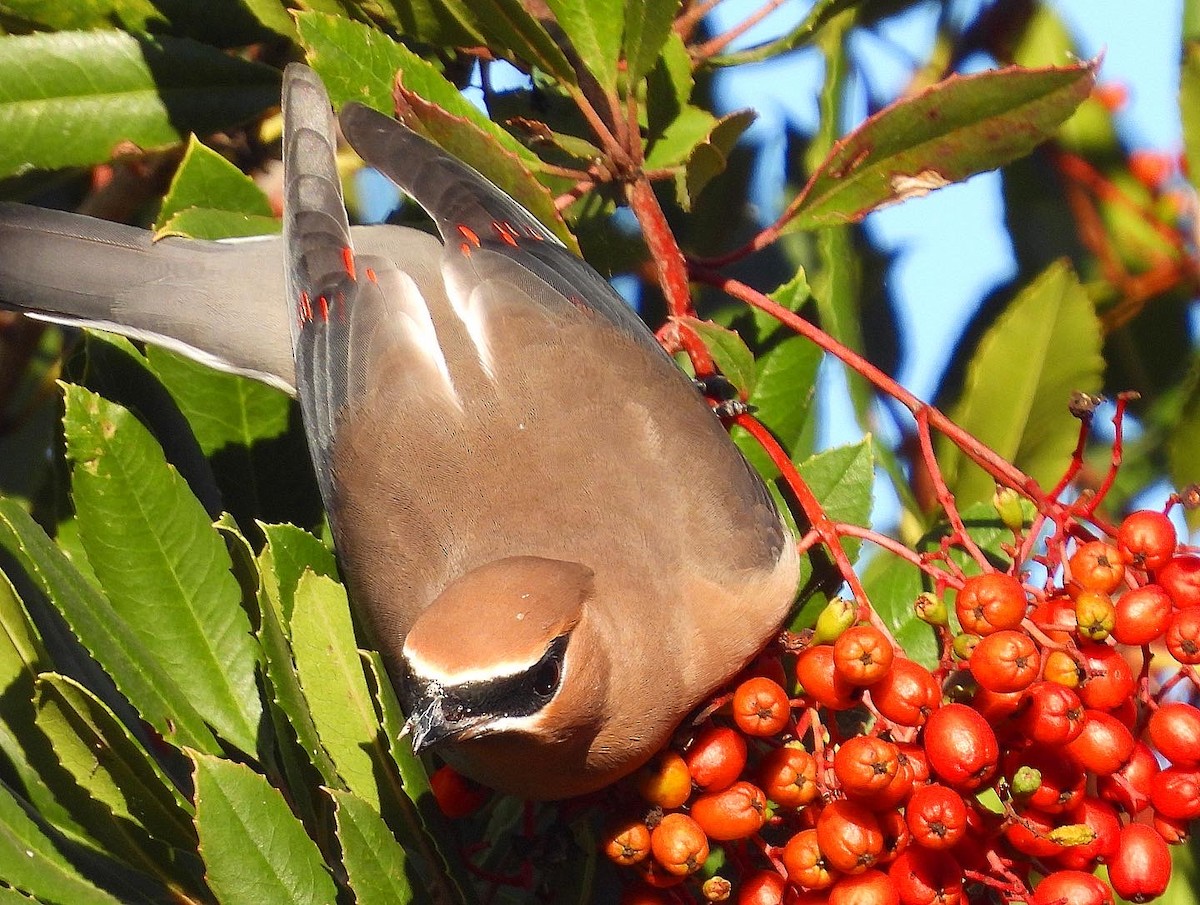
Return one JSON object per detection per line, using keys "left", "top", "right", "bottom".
{"left": 0, "top": 203, "right": 296, "bottom": 393}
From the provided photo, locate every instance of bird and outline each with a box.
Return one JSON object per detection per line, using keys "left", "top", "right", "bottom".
{"left": 0, "top": 63, "right": 800, "bottom": 799}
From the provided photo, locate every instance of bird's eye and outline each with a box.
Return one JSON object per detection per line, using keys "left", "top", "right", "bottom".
{"left": 532, "top": 657, "right": 561, "bottom": 698}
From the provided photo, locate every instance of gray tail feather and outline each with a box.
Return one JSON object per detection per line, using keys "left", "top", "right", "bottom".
{"left": 0, "top": 202, "right": 296, "bottom": 393}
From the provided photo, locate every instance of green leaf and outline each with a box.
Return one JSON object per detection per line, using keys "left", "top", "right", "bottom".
{"left": 675, "top": 109, "right": 756, "bottom": 210}
{"left": 291, "top": 570, "right": 386, "bottom": 811}
{"left": 62, "top": 384, "right": 262, "bottom": 754}
{"left": 0, "top": 568, "right": 95, "bottom": 841}
{"left": 192, "top": 753, "right": 339, "bottom": 905}
{"left": 709, "top": 0, "right": 858, "bottom": 66}
{"left": 254, "top": 538, "right": 344, "bottom": 797}
{"left": 677, "top": 316, "right": 757, "bottom": 397}
{"left": 936, "top": 261, "right": 1104, "bottom": 506}
{"left": 731, "top": 334, "right": 822, "bottom": 481}
{"left": 1181, "top": 41, "right": 1200, "bottom": 198}
{"left": 544, "top": 0, "right": 624, "bottom": 93}
{"left": 861, "top": 552, "right": 939, "bottom": 669}
{"left": 0, "top": 498, "right": 220, "bottom": 753}
{"left": 784, "top": 60, "right": 1098, "bottom": 231}
{"left": 0, "top": 30, "right": 279, "bottom": 179}
{"left": 798, "top": 439, "right": 874, "bottom": 561}
{"left": 0, "top": 780, "right": 124, "bottom": 905}
{"left": 145, "top": 348, "right": 292, "bottom": 459}
{"left": 259, "top": 523, "right": 339, "bottom": 625}
{"left": 332, "top": 790, "right": 415, "bottom": 905}
{"left": 622, "top": 0, "right": 680, "bottom": 87}
{"left": 155, "top": 136, "right": 275, "bottom": 233}
{"left": 359, "top": 650, "right": 478, "bottom": 905}
{"left": 33, "top": 673, "right": 198, "bottom": 878}
{"left": 157, "top": 209, "right": 282, "bottom": 239}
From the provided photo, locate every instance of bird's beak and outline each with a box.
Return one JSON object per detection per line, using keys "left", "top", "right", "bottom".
{"left": 401, "top": 691, "right": 456, "bottom": 755}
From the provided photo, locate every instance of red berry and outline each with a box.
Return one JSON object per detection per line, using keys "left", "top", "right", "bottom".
{"left": 1159, "top": 554, "right": 1200, "bottom": 607}
{"left": 834, "top": 736, "right": 901, "bottom": 799}
{"left": 1112, "top": 584, "right": 1174, "bottom": 645}
{"left": 923, "top": 703, "right": 999, "bottom": 792}
{"left": 817, "top": 799, "right": 884, "bottom": 874}
{"left": 869, "top": 658, "right": 941, "bottom": 727}
{"left": 782, "top": 827, "right": 835, "bottom": 891}
{"left": 736, "top": 870, "right": 787, "bottom": 905}
{"left": 1097, "top": 740, "right": 1160, "bottom": 814}
{"left": 1165, "top": 606, "right": 1200, "bottom": 664}
{"left": 1031, "top": 869, "right": 1114, "bottom": 905}
{"left": 686, "top": 725, "right": 748, "bottom": 792}
{"left": 955, "top": 573, "right": 1027, "bottom": 635}
{"left": 1108, "top": 822, "right": 1172, "bottom": 902}
{"left": 1068, "top": 541, "right": 1125, "bottom": 595}
{"left": 1016, "top": 681, "right": 1085, "bottom": 746}
{"left": 1075, "top": 642, "right": 1135, "bottom": 711}
{"left": 649, "top": 813, "right": 709, "bottom": 876}
{"left": 1064, "top": 710, "right": 1134, "bottom": 775}
{"left": 759, "top": 744, "right": 819, "bottom": 809}
{"left": 1148, "top": 701, "right": 1200, "bottom": 766}
{"left": 429, "top": 765, "right": 490, "bottom": 818}
{"left": 905, "top": 783, "right": 967, "bottom": 850}
{"left": 828, "top": 868, "right": 899, "bottom": 905}
{"left": 796, "top": 645, "right": 858, "bottom": 709}
{"left": 1117, "top": 510, "right": 1176, "bottom": 571}
{"left": 834, "top": 624, "right": 895, "bottom": 687}
{"left": 888, "top": 846, "right": 963, "bottom": 905}
{"left": 1149, "top": 765, "right": 1200, "bottom": 820}
{"left": 968, "top": 629, "right": 1040, "bottom": 693}
{"left": 732, "top": 676, "right": 791, "bottom": 737}
{"left": 690, "top": 781, "right": 767, "bottom": 841}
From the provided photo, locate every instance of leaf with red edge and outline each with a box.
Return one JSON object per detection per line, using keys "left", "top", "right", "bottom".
{"left": 782, "top": 60, "right": 1098, "bottom": 231}
{"left": 394, "top": 79, "right": 579, "bottom": 254}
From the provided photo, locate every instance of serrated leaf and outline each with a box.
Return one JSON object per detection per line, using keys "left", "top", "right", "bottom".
{"left": 786, "top": 440, "right": 875, "bottom": 629}
{"left": 359, "top": 650, "right": 478, "bottom": 905}
{"left": 155, "top": 136, "right": 275, "bottom": 234}
{"left": 544, "top": 0, "right": 624, "bottom": 93}
{"left": 784, "top": 60, "right": 1098, "bottom": 231}
{"left": 676, "top": 316, "right": 756, "bottom": 397}
{"left": 291, "top": 570, "right": 385, "bottom": 810}
{"left": 623, "top": 0, "right": 680, "bottom": 86}
{"left": 710, "top": 0, "right": 857, "bottom": 66}
{"left": 0, "top": 780, "right": 124, "bottom": 905}
{"left": 192, "top": 753, "right": 339, "bottom": 905}
{"left": 33, "top": 673, "right": 197, "bottom": 878}
{"left": 936, "top": 261, "right": 1104, "bottom": 506}
{"left": 0, "top": 569, "right": 94, "bottom": 840}
{"left": 254, "top": 542, "right": 343, "bottom": 797}
{"left": 332, "top": 790, "right": 415, "bottom": 905}
{"left": 259, "top": 523, "right": 339, "bottom": 625}
{"left": 0, "top": 31, "right": 279, "bottom": 178}
{"left": 0, "top": 498, "right": 219, "bottom": 753}
{"left": 63, "top": 384, "right": 262, "bottom": 754}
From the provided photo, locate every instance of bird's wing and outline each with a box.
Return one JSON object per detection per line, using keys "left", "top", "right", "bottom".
{"left": 337, "top": 102, "right": 662, "bottom": 356}
{"left": 281, "top": 64, "right": 458, "bottom": 503}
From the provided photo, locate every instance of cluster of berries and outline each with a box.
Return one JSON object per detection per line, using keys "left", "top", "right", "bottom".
{"left": 599, "top": 508, "right": 1199, "bottom": 905}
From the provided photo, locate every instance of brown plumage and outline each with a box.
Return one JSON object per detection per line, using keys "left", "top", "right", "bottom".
{"left": 0, "top": 64, "right": 801, "bottom": 799}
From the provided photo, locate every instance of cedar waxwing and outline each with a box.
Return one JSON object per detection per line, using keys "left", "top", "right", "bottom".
{"left": 0, "top": 64, "right": 800, "bottom": 799}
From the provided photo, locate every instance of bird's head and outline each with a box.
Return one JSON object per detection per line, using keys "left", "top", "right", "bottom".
{"left": 398, "top": 556, "right": 613, "bottom": 795}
